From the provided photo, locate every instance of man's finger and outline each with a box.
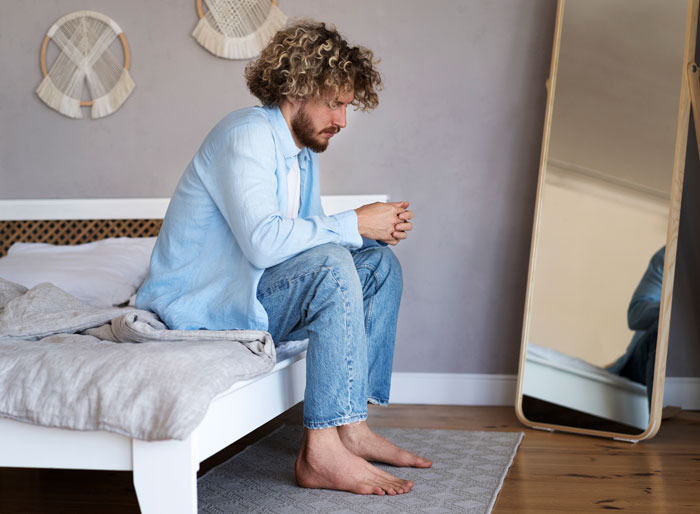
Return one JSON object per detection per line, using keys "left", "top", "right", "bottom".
{"left": 398, "top": 210, "right": 413, "bottom": 221}
{"left": 395, "top": 222, "right": 412, "bottom": 232}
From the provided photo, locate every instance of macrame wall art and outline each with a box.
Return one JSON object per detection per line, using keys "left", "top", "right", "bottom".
{"left": 192, "top": 0, "right": 287, "bottom": 59}
{"left": 36, "top": 10, "right": 135, "bottom": 119}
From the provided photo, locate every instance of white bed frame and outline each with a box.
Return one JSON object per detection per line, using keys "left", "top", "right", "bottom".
{"left": 0, "top": 194, "right": 386, "bottom": 513}
{"left": 523, "top": 345, "right": 649, "bottom": 431}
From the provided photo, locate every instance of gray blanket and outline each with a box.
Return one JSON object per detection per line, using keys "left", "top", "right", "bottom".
{"left": 0, "top": 278, "right": 275, "bottom": 441}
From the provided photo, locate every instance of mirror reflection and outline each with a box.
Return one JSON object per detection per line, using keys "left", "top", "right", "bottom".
{"left": 520, "top": 0, "right": 690, "bottom": 436}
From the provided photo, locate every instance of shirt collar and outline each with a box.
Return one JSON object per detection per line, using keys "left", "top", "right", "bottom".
{"left": 265, "top": 104, "right": 301, "bottom": 159}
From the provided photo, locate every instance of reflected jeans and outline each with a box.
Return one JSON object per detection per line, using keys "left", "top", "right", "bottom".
{"left": 257, "top": 243, "right": 402, "bottom": 429}
{"left": 615, "top": 324, "right": 658, "bottom": 406}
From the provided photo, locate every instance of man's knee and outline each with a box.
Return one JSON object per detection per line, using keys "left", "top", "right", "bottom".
{"left": 297, "top": 244, "right": 364, "bottom": 314}
{"left": 288, "top": 244, "right": 362, "bottom": 293}
{"left": 357, "top": 246, "right": 403, "bottom": 292}
{"left": 381, "top": 246, "right": 402, "bottom": 277}
{"left": 299, "top": 243, "right": 355, "bottom": 271}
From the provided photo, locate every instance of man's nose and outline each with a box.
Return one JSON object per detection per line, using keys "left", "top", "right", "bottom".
{"left": 332, "top": 106, "right": 347, "bottom": 128}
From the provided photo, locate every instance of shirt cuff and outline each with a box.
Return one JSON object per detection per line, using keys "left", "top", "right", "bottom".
{"left": 361, "top": 237, "right": 387, "bottom": 248}
{"left": 332, "top": 209, "right": 363, "bottom": 249}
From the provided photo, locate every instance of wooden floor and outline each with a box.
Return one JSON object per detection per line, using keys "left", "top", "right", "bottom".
{"left": 1, "top": 405, "right": 699, "bottom": 513}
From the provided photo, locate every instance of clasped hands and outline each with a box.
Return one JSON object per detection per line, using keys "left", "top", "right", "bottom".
{"left": 355, "top": 201, "right": 414, "bottom": 246}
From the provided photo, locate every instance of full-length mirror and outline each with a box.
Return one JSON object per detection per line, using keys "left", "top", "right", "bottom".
{"left": 516, "top": 0, "right": 697, "bottom": 440}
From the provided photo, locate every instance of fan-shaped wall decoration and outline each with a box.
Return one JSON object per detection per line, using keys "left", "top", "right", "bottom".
{"left": 192, "top": 0, "right": 287, "bottom": 59}
{"left": 36, "top": 10, "right": 135, "bottom": 119}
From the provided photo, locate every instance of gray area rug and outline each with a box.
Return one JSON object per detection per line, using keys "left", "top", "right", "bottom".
{"left": 198, "top": 425, "right": 524, "bottom": 513}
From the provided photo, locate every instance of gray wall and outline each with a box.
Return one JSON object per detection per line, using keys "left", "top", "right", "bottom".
{"left": 3, "top": 1, "right": 694, "bottom": 377}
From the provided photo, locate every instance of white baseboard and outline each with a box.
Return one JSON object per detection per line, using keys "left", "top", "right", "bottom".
{"left": 389, "top": 372, "right": 700, "bottom": 410}
{"left": 662, "top": 377, "right": 700, "bottom": 409}
{"left": 389, "top": 373, "right": 517, "bottom": 406}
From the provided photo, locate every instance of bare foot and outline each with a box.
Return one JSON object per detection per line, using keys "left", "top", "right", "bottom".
{"left": 338, "top": 421, "right": 433, "bottom": 468}
{"left": 295, "top": 427, "right": 414, "bottom": 495}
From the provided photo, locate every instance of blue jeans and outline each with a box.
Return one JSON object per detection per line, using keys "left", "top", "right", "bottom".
{"left": 256, "top": 243, "right": 402, "bottom": 429}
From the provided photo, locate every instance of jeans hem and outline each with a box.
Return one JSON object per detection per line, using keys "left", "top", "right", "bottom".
{"left": 304, "top": 412, "right": 368, "bottom": 429}
{"left": 368, "top": 396, "right": 389, "bottom": 406}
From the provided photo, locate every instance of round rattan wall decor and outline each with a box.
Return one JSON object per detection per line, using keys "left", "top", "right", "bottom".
{"left": 36, "top": 10, "right": 135, "bottom": 119}
{"left": 192, "top": 0, "right": 287, "bottom": 59}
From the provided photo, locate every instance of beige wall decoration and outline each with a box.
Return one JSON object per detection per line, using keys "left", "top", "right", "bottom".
{"left": 36, "top": 10, "right": 134, "bottom": 119}
{"left": 192, "top": 0, "right": 286, "bottom": 59}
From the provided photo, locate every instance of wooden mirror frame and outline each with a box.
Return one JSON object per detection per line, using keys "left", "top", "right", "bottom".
{"left": 515, "top": 0, "right": 699, "bottom": 442}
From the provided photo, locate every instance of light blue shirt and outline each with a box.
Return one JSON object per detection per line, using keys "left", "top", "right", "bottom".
{"left": 135, "top": 105, "right": 363, "bottom": 330}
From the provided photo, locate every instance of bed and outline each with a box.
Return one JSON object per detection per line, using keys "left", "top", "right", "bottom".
{"left": 0, "top": 194, "right": 385, "bottom": 514}
{"left": 523, "top": 342, "right": 649, "bottom": 431}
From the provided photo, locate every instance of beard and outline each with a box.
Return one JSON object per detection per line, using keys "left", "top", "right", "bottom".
{"left": 291, "top": 106, "right": 339, "bottom": 153}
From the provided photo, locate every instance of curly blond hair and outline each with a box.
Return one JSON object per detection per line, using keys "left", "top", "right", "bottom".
{"left": 245, "top": 20, "right": 382, "bottom": 111}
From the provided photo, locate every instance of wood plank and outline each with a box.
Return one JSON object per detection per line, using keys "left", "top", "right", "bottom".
{"left": 1, "top": 406, "right": 698, "bottom": 513}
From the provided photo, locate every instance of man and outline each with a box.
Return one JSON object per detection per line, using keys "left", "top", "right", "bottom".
{"left": 607, "top": 247, "right": 664, "bottom": 405}
{"left": 136, "top": 20, "right": 431, "bottom": 495}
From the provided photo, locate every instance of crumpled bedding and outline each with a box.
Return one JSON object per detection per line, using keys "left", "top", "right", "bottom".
{"left": 0, "top": 278, "right": 276, "bottom": 441}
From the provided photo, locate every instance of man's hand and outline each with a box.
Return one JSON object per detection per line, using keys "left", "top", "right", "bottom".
{"left": 355, "top": 201, "right": 413, "bottom": 245}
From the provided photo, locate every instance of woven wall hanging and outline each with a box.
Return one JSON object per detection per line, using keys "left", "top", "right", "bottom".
{"left": 192, "top": 0, "right": 287, "bottom": 59}
{"left": 36, "top": 10, "right": 135, "bottom": 119}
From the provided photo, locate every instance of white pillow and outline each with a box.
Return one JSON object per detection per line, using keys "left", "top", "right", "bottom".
{"left": 0, "top": 237, "right": 156, "bottom": 308}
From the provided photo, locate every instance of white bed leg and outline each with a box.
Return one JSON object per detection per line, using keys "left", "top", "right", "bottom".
{"left": 132, "top": 436, "right": 199, "bottom": 514}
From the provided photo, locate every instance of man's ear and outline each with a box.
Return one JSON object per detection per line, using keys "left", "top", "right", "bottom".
{"left": 279, "top": 96, "right": 302, "bottom": 122}
{"left": 282, "top": 95, "right": 301, "bottom": 110}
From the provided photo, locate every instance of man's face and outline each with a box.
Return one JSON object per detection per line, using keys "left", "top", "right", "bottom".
{"left": 291, "top": 90, "right": 354, "bottom": 153}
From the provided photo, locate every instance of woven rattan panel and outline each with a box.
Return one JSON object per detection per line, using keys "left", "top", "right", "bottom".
{"left": 0, "top": 219, "right": 162, "bottom": 258}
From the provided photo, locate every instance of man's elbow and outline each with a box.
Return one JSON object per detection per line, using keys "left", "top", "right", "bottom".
{"left": 244, "top": 246, "right": 278, "bottom": 270}
{"left": 244, "top": 220, "right": 288, "bottom": 269}
{"left": 627, "top": 305, "right": 644, "bottom": 330}
{"left": 244, "top": 238, "right": 287, "bottom": 269}
{"left": 627, "top": 301, "right": 660, "bottom": 331}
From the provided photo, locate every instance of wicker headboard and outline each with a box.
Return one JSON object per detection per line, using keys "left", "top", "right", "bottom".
{"left": 0, "top": 219, "right": 163, "bottom": 258}
{"left": 0, "top": 195, "right": 389, "bottom": 258}
{"left": 0, "top": 198, "right": 170, "bottom": 258}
